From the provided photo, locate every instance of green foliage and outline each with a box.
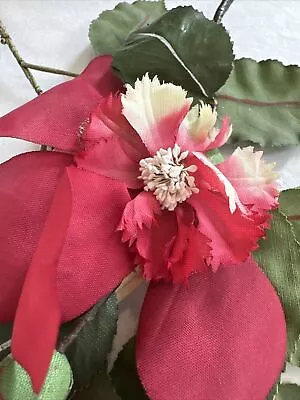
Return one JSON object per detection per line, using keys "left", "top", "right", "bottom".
{"left": 279, "top": 188, "right": 300, "bottom": 242}
{"left": 110, "top": 337, "right": 149, "bottom": 399}
{"left": 72, "top": 373, "right": 120, "bottom": 400}
{"left": 254, "top": 209, "right": 300, "bottom": 361}
{"left": 218, "top": 58, "right": 300, "bottom": 147}
{"left": 0, "top": 352, "right": 72, "bottom": 400}
{"left": 61, "top": 294, "right": 118, "bottom": 392}
{"left": 89, "top": 0, "right": 166, "bottom": 56}
{"left": 275, "top": 383, "right": 300, "bottom": 399}
{"left": 113, "top": 6, "right": 234, "bottom": 101}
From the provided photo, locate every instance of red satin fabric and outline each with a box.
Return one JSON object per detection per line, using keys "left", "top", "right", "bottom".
{"left": 0, "top": 56, "right": 122, "bottom": 152}
{"left": 0, "top": 152, "right": 72, "bottom": 322}
{"left": 137, "top": 259, "right": 286, "bottom": 400}
{"left": 0, "top": 56, "right": 133, "bottom": 392}
{"left": 12, "top": 171, "right": 72, "bottom": 392}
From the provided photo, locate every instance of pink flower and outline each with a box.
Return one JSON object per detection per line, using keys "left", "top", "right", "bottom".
{"left": 76, "top": 74, "right": 278, "bottom": 282}
{"left": 0, "top": 58, "right": 286, "bottom": 399}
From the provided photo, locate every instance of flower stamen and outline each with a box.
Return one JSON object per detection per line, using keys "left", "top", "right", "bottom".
{"left": 139, "top": 144, "right": 199, "bottom": 211}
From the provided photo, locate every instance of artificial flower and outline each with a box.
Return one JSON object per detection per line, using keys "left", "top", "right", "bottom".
{"left": 0, "top": 57, "right": 286, "bottom": 399}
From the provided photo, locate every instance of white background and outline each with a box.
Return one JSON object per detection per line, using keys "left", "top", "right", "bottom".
{"left": 1, "top": 0, "right": 300, "bottom": 385}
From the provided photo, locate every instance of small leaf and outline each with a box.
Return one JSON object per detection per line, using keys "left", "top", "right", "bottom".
{"left": 253, "top": 210, "right": 300, "bottom": 361}
{"left": 275, "top": 383, "right": 300, "bottom": 399}
{"left": 279, "top": 188, "right": 300, "bottom": 242}
{"left": 60, "top": 294, "right": 118, "bottom": 391}
{"left": 218, "top": 58, "right": 300, "bottom": 147}
{"left": 89, "top": 0, "right": 167, "bottom": 56}
{"left": 113, "top": 6, "right": 234, "bottom": 100}
{"left": 0, "top": 352, "right": 72, "bottom": 400}
{"left": 110, "top": 337, "right": 149, "bottom": 399}
{"left": 206, "top": 149, "right": 224, "bottom": 165}
{"left": 72, "top": 372, "right": 121, "bottom": 400}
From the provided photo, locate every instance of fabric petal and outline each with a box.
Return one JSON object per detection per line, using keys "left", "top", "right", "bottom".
{"left": 218, "top": 146, "right": 279, "bottom": 212}
{"left": 119, "top": 191, "right": 177, "bottom": 281}
{"left": 190, "top": 152, "right": 243, "bottom": 214}
{"left": 76, "top": 95, "right": 147, "bottom": 188}
{"left": 137, "top": 258, "right": 286, "bottom": 400}
{"left": 177, "top": 102, "right": 232, "bottom": 152}
{"left": 12, "top": 171, "right": 72, "bottom": 393}
{"left": 189, "top": 190, "right": 263, "bottom": 270}
{"left": 0, "top": 153, "right": 133, "bottom": 323}
{"left": 0, "top": 151, "right": 72, "bottom": 322}
{"left": 57, "top": 166, "right": 134, "bottom": 321}
{"left": 0, "top": 56, "right": 122, "bottom": 152}
{"left": 119, "top": 193, "right": 210, "bottom": 283}
{"left": 122, "top": 75, "right": 192, "bottom": 154}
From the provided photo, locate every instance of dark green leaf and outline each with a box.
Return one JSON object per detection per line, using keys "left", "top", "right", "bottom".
{"left": 61, "top": 294, "right": 118, "bottom": 391}
{"left": 218, "top": 58, "right": 300, "bottom": 147}
{"left": 0, "top": 323, "right": 12, "bottom": 345}
{"left": 275, "top": 383, "right": 300, "bottom": 399}
{"left": 72, "top": 372, "right": 121, "bottom": 400}
{"left": 279, "top": 188, "right": 300, "bottom": 242}
{"left": 253, "top": 210, "right": 300, "bottom": 361}
{"left": 110, "top": 337, "right": 149, "bottom": 399}
{"left": 113, "top": 6, "right": 234, "bottom": 100}
{"left": 0, "top": 323, "right": 12, "bottom": 361}
{"left": 89, "top": 0, "right": 166, "bottom": 56}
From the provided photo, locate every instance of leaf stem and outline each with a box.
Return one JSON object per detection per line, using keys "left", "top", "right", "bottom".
{"left": 0, "top": 19, "right": 42, "bottom": 95}
{"left": 213, "top": 0, "right": 235, "bottom": 23}
{"left": 217, "top": 93, "right": 300, "bottom": 108}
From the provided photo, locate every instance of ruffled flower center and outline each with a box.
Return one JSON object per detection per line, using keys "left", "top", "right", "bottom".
{"left": 139, "top": 144, "right": 199, "bottom": 211}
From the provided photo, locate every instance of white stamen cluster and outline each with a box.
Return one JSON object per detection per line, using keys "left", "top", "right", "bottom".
{"left": 139, "top": 144, "right": 199, "bottom": 211}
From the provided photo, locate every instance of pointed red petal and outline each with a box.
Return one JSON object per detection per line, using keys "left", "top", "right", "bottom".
{"left": 0, "top": 56, "right": 122, "bottom": 152}
{"left": 0, "top": 151, "right": 72, "bottom": 322}
{"left": 12, "top": 170, "right": 72, "bottom": 393}
{"left": 137, "top": 258, "right": 286, "bottom": 400}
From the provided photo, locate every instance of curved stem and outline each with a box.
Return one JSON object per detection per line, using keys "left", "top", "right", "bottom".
{"left": 21, "top": 61, "right": 78, "bottom": 78}
{"left": 213, "top": 0, "right": 235, "bottom": 23}
{"left": 0, "top": 20, "right": 42, "bottom": 95}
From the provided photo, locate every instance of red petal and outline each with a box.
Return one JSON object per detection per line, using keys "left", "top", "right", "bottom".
{"left": 137, "top": 258, "right": 286, "bottom": 400}
{"left": 57, "top": 166, "right": 133, "bottom": 321}
{"left": 189, "top": 190, "right": 263, "bottom": 270}
{"left": 0, "top": 151, "right": 72, "bottom": 322}
{"left": 12, "top": 171, "right": 72, "bottom": 393}
{"left": 0, "top": 153, "right": 133, "bottom": 323}
{"left": 76, "top": 95, "right": 147, "bottom": 188}
{"left": 0, "top": 56, "right": 122, "bottom": 152}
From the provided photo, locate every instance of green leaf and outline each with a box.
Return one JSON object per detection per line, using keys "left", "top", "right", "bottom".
{"left": 113, "top": 6, "right": 234, "bottom": 100}
{"left": 218, "top": 58, "right": 300, "bottom": 147}
{"left": 206, "top": 149, "right": 224, "bottom": 165}
{"left": 279, "top": 188, "right": 300, "bottom": 242}
{"left": 253, "top": 210, "right": 300, "bottom": 361}
{"left": 0, "top": 323, "right": 12, "bottom": 345}
{"left": 0, "top": 323, "right": 12, "bottom": 362}
{"left": 110, "top": 337, "right": 149, "bottom": 399}
{"left": 275, "top": 383, "right": 300, "bottom": 399}
{"left": 60, "top": 294, "right": 118, "bottom": 391}
{"left": 72, "top": 373, "right": 121, "bottom": 400}
{"left": 0, "top": 352, "right": 73, "bottom": 400}
{"left": 89, "top": 0, "right": 167, "bottom": 56}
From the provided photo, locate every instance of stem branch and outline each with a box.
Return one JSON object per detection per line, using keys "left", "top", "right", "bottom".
{"left": 213, "top": 0, "right": 235, "bottom": 23}
{"left": 0, "top": 20, "right": 42, "bottom": 95}
{"left": 21, "top": 61, "right": 78, "bottom": 78}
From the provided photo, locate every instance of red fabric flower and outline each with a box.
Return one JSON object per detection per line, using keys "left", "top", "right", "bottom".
{"left": 0, "top": 60, "right": 286, "bottom": 398}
